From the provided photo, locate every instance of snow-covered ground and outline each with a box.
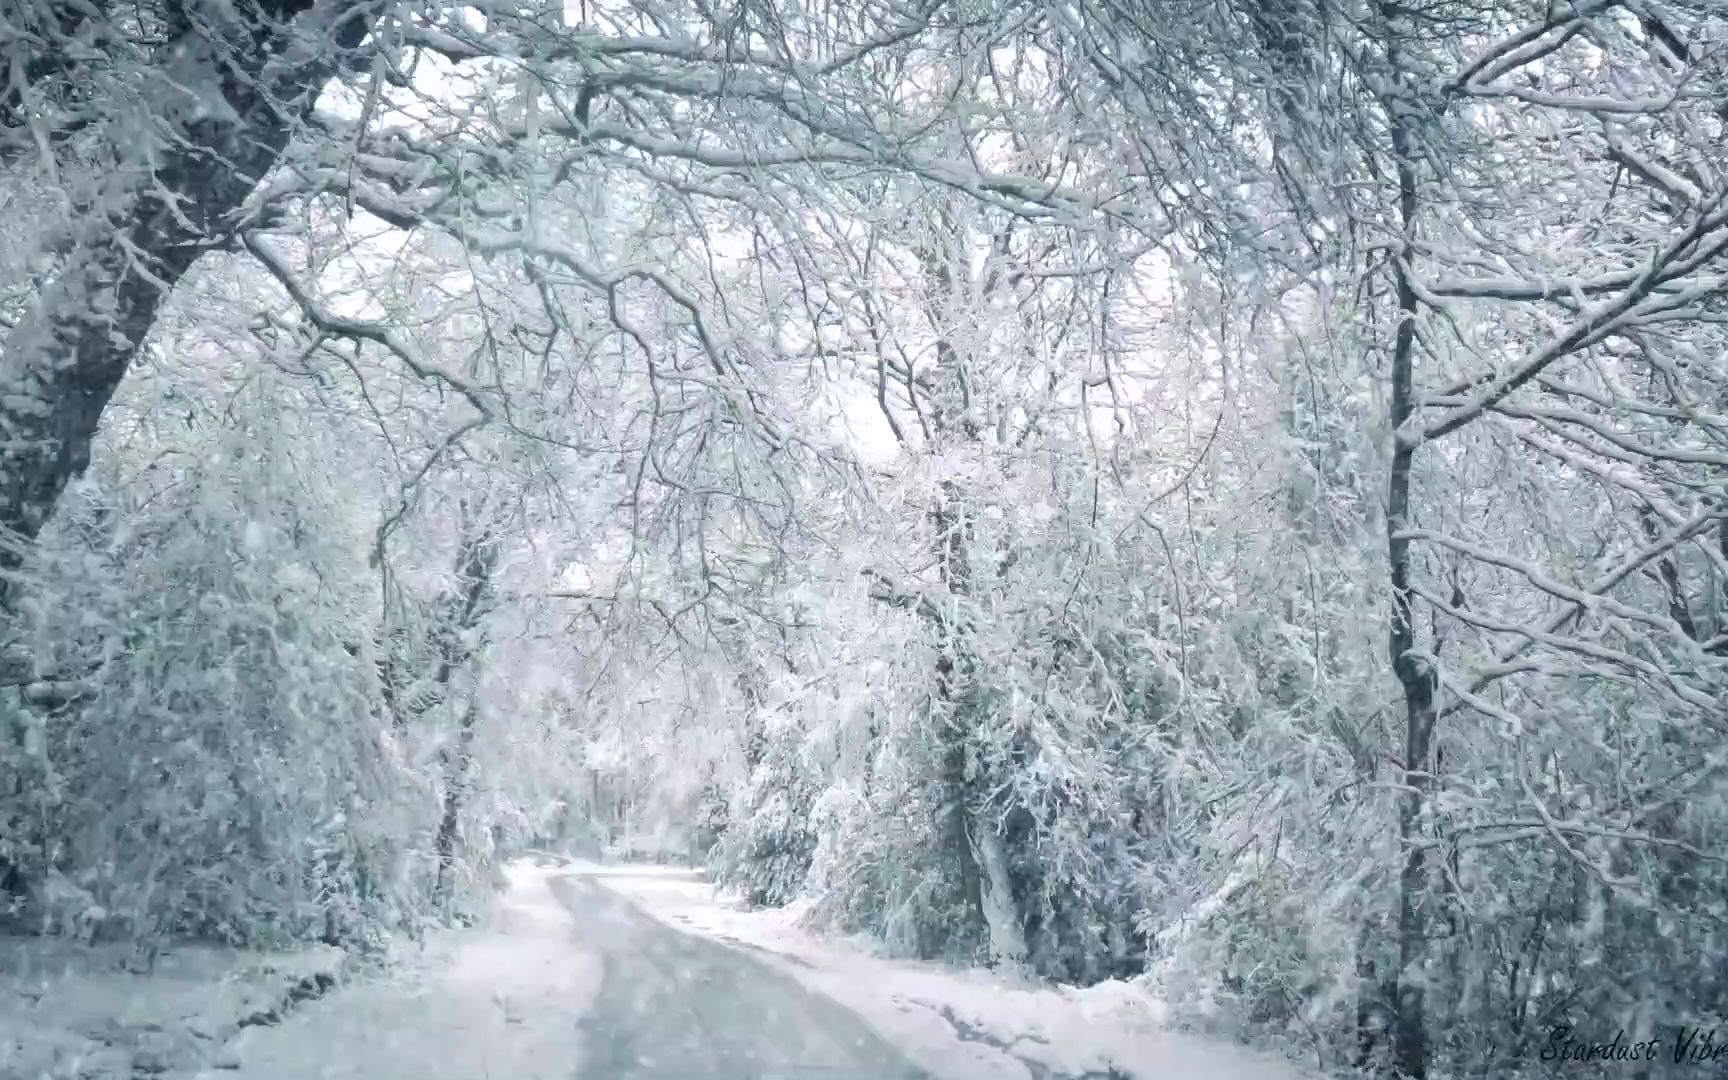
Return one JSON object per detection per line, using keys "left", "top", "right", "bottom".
{"left": 585, "top": 861, "right": 1319, "bottom": 1080}
{"left": 0, "top": 934, "right": 346, "bottom": 1078}
{"left": 207, "top": 860, "right": 602, "bottom": 1079}
{"left": 6, "top": 859, "right": 1321, "bottom": 1079}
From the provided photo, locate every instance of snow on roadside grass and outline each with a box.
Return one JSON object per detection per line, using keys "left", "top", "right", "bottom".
{"left": 591, "top": 864, "right": 1319, "bottom": 1080}
{"left": 202, "top": 859, "right": 601, "bottom": 1080}
{"left": 0, "top": 935, "right": 345, "bottom": 1078}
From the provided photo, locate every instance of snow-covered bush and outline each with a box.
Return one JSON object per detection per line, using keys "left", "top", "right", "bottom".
{"left": 0, "top": 421, "right": 428, "bottom": 947}
{"left": 804, "top": 727, "right": 983, "bottom": 963}
{"left": 711, "top": 709, "right": 822, "bottom": 907}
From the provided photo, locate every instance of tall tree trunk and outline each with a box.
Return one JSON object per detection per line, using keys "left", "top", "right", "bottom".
{"left": 434, "top": 697, "right": 480, "bottom": 902}
{"left": 1384, "top": 65, "right": 1437, "bottom": 1079}
{"left": 973, "top": 818, "right": 1028, "bottom": 965}
{"left": 0, "top": 0, "right": 372, "bottom": 581}
{"left": 430, "top": 521, "right": 496, "bottom": 901}
{"left": 933, "top": 494, "right": 986, "bottom": 934}
{"left": 916, "top": 201, "right": 1031, "bottom": 965}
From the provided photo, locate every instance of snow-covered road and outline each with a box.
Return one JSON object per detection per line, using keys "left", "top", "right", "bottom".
{"left": 197, "top": 859, "right": 1315, "bottom": 1080}
{"left": 208, "top": 861, "right": 601, "bottom": 1079}
{"left": 554, "top": 871, "right": 927, "bottom": 1078}
{"left": 210, "top": 860, "right": 926, "bottom": 1079}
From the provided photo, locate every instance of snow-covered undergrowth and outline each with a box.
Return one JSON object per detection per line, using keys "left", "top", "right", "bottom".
{"left": 1, "top": 861, "right": 599, "bottom": 1080}
{"left": 592, "top": 863, "right": 1319, "bottom": 1080}
{"left": 0, "top": 935, "right": 346, "bottom": 1078}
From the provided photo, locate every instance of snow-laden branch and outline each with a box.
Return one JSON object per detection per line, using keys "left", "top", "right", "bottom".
{"left": 1444, "top": 1, "right": 1617, "bottom": 94}
{"left": 861, "top": 566, "right": 945, "bottom": 625}
{"left": 1431, "top": 504, "right": 1728, "bottom": 718}
{"left": 1461, "top": 399, "right": 1728, "bottom": 469}
{"left": 242, "top": 232, "right": 494, "bottom": 417}
{"left": 1457, "top": 84, "right": 1686, "bottom": 115}
{"left": 1397, "top": 527, "right": 1712, "bottom": 653}
{"left": 382, "top": 16, "right": 1103, "bottom": 226}
{"left": 1404, "top": 190, "right": 1728, "bottom": 448}
{"left": 1415, "top": 583, "right": 1720, "bottom": 714}
{"left": 1425, "top": 269, "right": 1728, "bottom": 303}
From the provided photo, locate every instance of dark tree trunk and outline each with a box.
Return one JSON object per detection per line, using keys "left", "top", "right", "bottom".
{"left": 1384, "top": 67, "right": 1436, "bottom": 1080}
{"left": 0, "top": 0, "right": 374, "bottom": 585}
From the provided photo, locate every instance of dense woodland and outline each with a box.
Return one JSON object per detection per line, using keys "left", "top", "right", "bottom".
{"left": 2, "top": 0, "right": 1726, "bottom": 1076}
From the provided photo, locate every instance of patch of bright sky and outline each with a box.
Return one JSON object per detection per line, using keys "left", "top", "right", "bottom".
{"left": 306, "top": 10, "right": 496, "bottom": 320}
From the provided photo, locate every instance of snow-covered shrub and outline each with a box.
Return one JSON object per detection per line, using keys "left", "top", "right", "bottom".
{"left": 711, "top": 716, "right": 821, "bottom": 907}
{"left": 0, "top": 430, "right": 428, "bottom": 947}
{"left": 804, "top": 739, "right": 983, "bottom": 962}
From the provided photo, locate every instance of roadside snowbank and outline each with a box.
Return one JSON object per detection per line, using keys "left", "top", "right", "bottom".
{"left": 206, "top": 859, "right": 601, "bottom": 1079}
{"left": 592, "top": 864, "right": 1318, "bottom": 1080}
{"left": 0, "top": 935, "right": 345, "bottom": 1078}
{"left": 1, "top": 860, "right": 599, "bottom": 1080}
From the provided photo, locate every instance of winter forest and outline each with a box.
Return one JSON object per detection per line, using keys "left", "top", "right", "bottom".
{"left": 0, "top": 0, "right": 1726, "bottom": 1077}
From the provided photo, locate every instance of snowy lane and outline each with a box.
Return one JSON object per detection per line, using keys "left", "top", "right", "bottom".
{"left": 205, "top": 862, "right": 601, "bottom": 1079}
{"left": 555, "top": 871, "right": 930, "bottom": 1080}
{"left": 199, "top": 861, "right": 1308, "bottom": 1080}
{"left": 204, "top": 859, "right": 925, "bottom": 1080}
{"left": 592, "top": 866, "right": 1318, "bottom": 1080}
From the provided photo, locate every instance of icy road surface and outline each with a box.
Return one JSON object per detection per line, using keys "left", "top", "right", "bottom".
{"left": 554, "top": 870, "right": 927, "bottom": 1079}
